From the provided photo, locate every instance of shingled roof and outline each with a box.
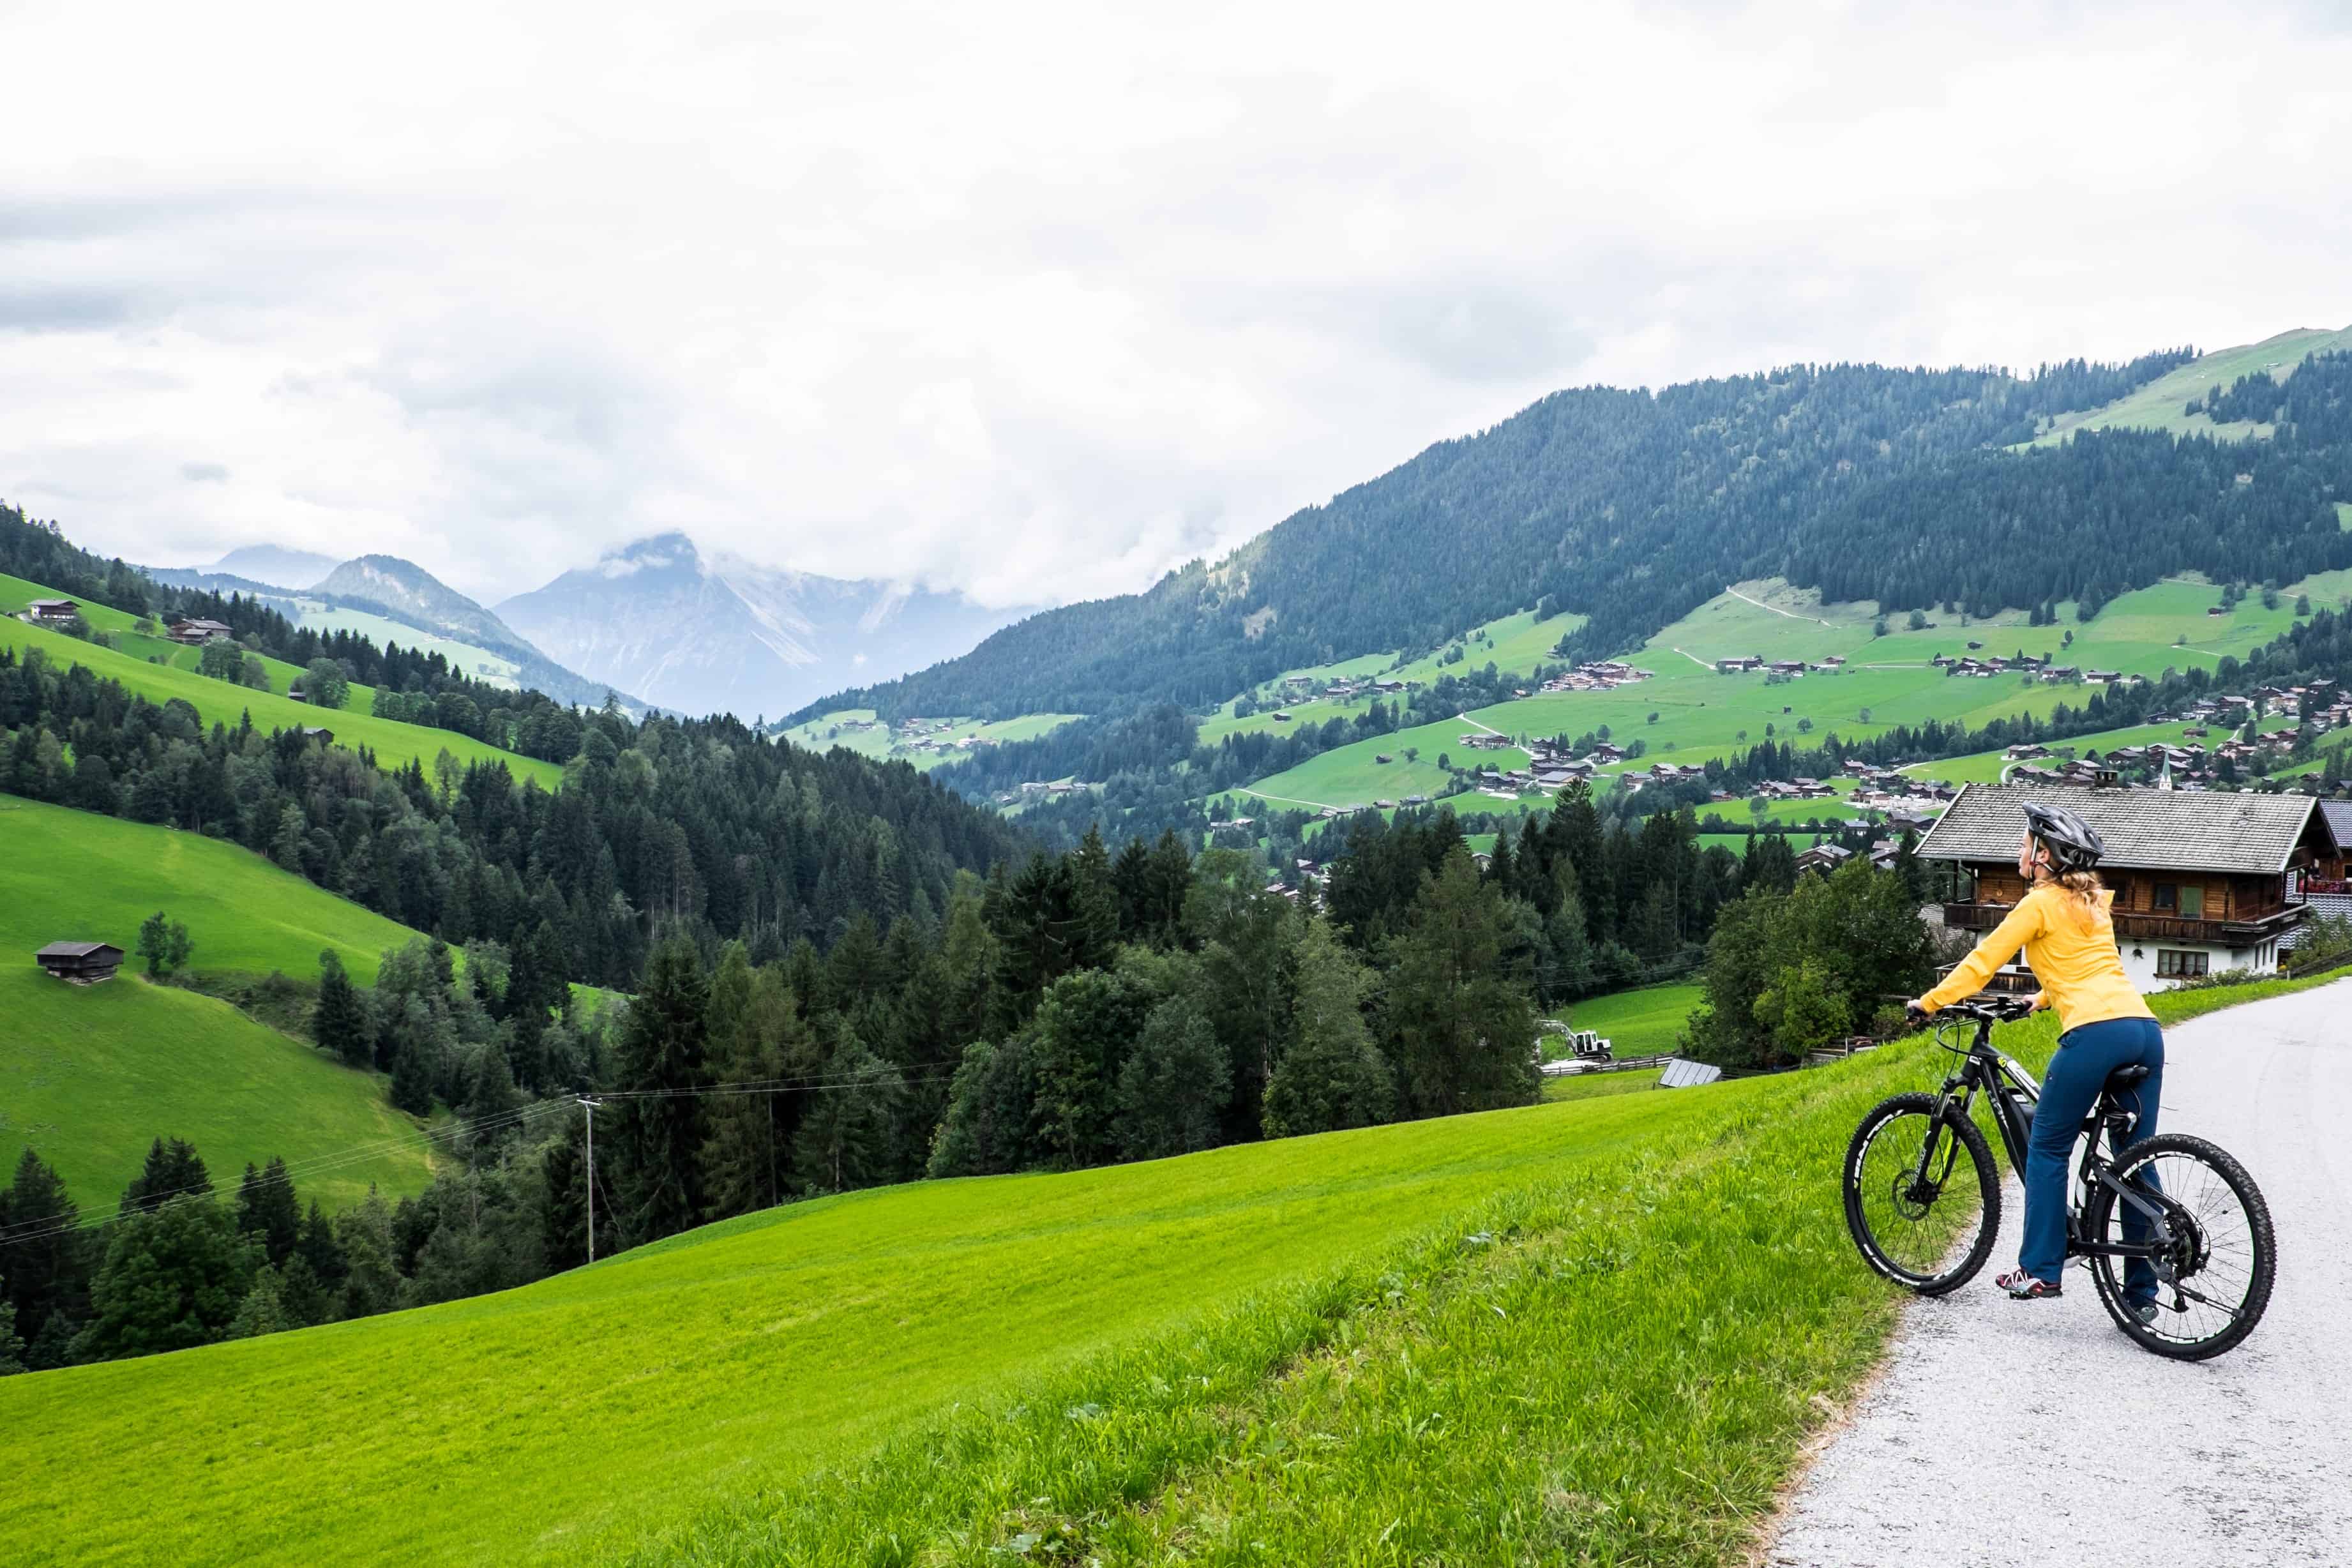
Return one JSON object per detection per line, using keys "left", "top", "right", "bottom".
{"left": 1914, "top": 785, "right": 2320, "bottom": 876}
{"left": 2319, "top": 800, "right": 2352, "bottom": 852}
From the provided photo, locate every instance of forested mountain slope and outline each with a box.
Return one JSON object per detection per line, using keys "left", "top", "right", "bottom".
{"left": 808, "top": 342, "right": 2352, "bottom": 725}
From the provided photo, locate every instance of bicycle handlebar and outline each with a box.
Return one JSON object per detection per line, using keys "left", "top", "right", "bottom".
{"left": 1933, "top": 995, "right": 2039, "bottom": 1025}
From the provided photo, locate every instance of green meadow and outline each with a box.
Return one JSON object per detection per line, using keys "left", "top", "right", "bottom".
{"left": 1557, "top": 981, "right": 1706, "bottom": 1059}
{"left": 1, "top": 571, "right": 322, "bottom": 698}
{"left": 1232, "top": 571, "right": 2348, "bottom": 815}
{"left": 775, "top": 707, "right": 1083, "bottom": 769}
{"left": 1, "top": 598, "right": 564, "bottom": 787}
{"left": 0, "top": 797, "right": 439, "bottom": 1212}
{"left": 3, "top": 941, "right": 2329, "bottom": 1564}
{"left": 2028, "top": 325, "right": 2352, "bottom": 448}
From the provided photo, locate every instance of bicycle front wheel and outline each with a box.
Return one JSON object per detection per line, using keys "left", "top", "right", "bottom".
{"left": 1843, "top": 1092, "right": 2000, "bottom": 1295}
{"left": 2083, "top": 1133, "right": 2275, "bottom": 1361}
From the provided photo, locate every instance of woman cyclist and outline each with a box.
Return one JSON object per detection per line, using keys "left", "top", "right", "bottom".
{"left": 1907, "top": 802, "right": 2163, "bottom": 1313}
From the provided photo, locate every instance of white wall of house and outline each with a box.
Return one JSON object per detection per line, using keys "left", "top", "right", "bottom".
{"left": 2117, "top": 933, "right": 2284, "bottom": 991}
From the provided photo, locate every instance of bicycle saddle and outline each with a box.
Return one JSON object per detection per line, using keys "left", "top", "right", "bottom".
{"left": 2106, "top": 1064, "right": 2152, "bottom": 1087}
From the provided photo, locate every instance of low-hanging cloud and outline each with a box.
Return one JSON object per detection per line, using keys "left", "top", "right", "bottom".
{"left": 0, "top": 0, "right": 2346, "bottom": 607}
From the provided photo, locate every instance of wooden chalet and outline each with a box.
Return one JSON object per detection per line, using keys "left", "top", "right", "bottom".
{"left": 24, "top": 598, "right": 80, "bottom": 627}
{"left": 1917, "top": 785, "right": 2326, "bottom": 990}
{"left": 36, "top": 941, "right": 125, "bottom": 983}
{"left": 166, "top": 617, "right": 234, "bottom": 644}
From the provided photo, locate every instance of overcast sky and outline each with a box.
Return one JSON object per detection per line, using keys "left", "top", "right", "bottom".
{"left": 4, "top": 0, "right": 2348, "bottom": 608}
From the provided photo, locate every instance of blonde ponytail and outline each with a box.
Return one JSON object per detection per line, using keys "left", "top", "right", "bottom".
{"left": 2055, "top": 867, "right": 2105, "bottom": 925}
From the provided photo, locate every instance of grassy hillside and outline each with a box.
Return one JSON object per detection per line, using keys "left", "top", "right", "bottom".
{"left": 2029, "top": 325, "right": 2352, "bottom": 446}
{"left": 287, "top": 600, "right": 522, "bottom": 688}
{"left": 0, "top": 571, "right": 323, "bottom": 698}
{"left": 4, "top": 976, "right": 2329, "bottom": 1565}
{"left": 0, "top": 602, "right": 563, "bottom": 787}
{"left": 0, "top": 797, "right": 439, "bottom": 1212}
{"left": 775, "top": 708, "right": 1084, "bottom": 769}
{"left": 1557, "top": 981, "right": 1705, "bottom": 1058}
{"left": 1226, "top": 571, "right": 2352, "bottom": 818}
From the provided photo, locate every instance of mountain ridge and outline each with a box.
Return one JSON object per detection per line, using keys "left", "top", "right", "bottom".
{"left": 494, "top": 532, "right": 1026, "bottom": 720}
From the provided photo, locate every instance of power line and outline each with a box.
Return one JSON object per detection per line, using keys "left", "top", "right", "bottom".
{"left": 1, "top": 1067, "right": 960, "bottom": 1253}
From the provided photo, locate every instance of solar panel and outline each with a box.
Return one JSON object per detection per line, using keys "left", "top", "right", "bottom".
{"left": 1657, "top": 1057, "right": 1724, "bottom": 1089}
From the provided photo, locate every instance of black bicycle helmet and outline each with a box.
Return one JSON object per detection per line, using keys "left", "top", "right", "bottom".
{"left": 2022, "top": 801, "right": 2103, "bottom": 870}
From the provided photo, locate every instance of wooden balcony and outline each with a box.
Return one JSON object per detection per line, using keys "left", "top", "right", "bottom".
{"left": 1943, "top": 900, "right": 2304, "bottom": 946}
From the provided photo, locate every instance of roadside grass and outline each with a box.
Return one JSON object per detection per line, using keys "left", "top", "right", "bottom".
{"left": 1558, "top": 981, "right": 1706, "bottom": 1059}
{"left": 8, "top": 972, "right": 2332, "bottom": 1565}
{"left": 0, "top": 795, "right": 441, "bottom": 1210}
{"left": 614, "top": 1038, "right": 1947, "bottom": 1565}
{"left": 610, "top": 976, "right": 2344, "bottom": 1566}
{"left": 0, "top": 611, "right": 562, "bottom": 785}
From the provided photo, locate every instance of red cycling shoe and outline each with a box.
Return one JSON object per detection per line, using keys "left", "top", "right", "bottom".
{"left": 1996, "top": 1268, "right": 2062, "bottom": 1300}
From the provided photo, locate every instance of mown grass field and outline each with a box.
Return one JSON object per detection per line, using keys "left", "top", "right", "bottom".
{"left": 0, "top": 599, "right": 564, "bottom": 787}
{"left": 0, "top": 797, "right": 437, "bottom": 1212}
{"left": 4, "top": 974, "right": 2331, "bottom": 1564}
{"left": 1557, "top": 981, "right": 1706, "bottom": 1059}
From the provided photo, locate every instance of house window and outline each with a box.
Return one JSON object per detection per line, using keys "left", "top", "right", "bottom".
{"left": 2153, "top": 883, "right": 2177, "bottom": 910}
{"left": 2178, "top": 886, "right": 2204, "bottom": 919}
{"left": 2156, "top": 949, "right": 2209, "bottom": 979}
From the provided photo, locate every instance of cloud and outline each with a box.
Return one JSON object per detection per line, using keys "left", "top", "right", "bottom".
{"left": 0, "top": 0, "right": 2346, "bottom": 607}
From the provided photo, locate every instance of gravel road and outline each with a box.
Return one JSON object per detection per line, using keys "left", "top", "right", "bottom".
{"left": 1768, "top": 979, "right": 2352, "bottom": 1567}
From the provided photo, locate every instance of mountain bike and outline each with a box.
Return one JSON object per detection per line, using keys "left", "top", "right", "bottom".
{"left": 1841, "top": 996, "right": 2275, "bottom": 1360}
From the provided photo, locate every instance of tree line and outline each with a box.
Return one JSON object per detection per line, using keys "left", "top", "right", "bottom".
{"left": 797, "top": 349, "right": 2208, "bottom": 725}
{"left": 0, "top": 642, "right": 1026, "bottom": 993}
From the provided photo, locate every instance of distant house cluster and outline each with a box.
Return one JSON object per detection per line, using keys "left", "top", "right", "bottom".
{"left": 889, "top": 716, "right": 999, "bottom": 758}
{"left": 1277, "top": 672, "right": 1421, "bottom": 707}
{"left": 1537, "top": 660, "right": 1652, "bottom": 695}
{"left": 1713, "top": 654, "right": 1844, "bottom": 676}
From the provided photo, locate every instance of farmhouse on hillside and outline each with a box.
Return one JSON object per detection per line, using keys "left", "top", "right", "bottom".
{"left": 166, "top": 617, "right": 234, "bottom": 644}
{"left": 36, "top": 941, "right": 126, "bottom": 983}
{"left": 1916, "top": 785, "right": 2325, "bottom": 991}
{"left": 23, "top": 598, "right": 80, "bottom": 628}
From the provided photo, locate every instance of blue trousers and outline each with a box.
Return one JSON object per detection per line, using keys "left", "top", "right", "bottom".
{"left": 2020, "top": 1016, "right": 2164, "bottom": 1298}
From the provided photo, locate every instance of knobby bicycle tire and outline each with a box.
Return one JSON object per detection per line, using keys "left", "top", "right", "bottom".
{"left": 1843, "top": 1092, "right": 2000, "bottom": 1295}
{"left": 2082, "top": 1131, "right": 2276, "bottom": 1361}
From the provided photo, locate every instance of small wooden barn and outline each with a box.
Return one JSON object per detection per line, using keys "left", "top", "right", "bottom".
{"left": 36, "top": 941, "right": 126, "bottom": 983}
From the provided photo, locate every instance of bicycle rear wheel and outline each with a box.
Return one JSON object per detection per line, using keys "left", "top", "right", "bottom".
{"left": 1843, "top": 1092, "right": 2000, "bottom": 1295}
{"left": 2083, "top": 1133, "right": 2275, "bottom": 1361}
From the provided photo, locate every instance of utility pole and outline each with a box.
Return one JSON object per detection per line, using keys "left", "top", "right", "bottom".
{"left": 578, "top": 1096, "right": 602, "bottom": 1263}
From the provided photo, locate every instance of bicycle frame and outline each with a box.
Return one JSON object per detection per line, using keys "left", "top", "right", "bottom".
{"left": 1922, "top": 1013, "right": 2176, "bottom": 1266}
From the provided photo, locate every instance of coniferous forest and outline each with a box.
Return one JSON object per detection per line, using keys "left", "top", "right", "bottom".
{"left": 810, "top": 350, "right": 2352, "bottom": 725}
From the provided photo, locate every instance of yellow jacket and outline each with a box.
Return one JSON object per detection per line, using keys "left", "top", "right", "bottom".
{"left": 1920, "top": 882, "right": 2155, "bottom": 1035}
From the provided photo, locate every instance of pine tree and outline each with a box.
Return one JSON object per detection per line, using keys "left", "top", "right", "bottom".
{"left": 1377, "top": 850, "right": 1539, "bottom": 1117}
{"left": 700, "top": 965, "right": 811, "bottom": 1220}
{"left": 614, "top": 937, "right": 710, "bottom": 1245}
{"left": 790, "top": 1025, "right": 904, "bottom": 1193}
{"left": 389, "top": 1042, "right": 435, "bottom": 1116}
{"left": 0, "top": 1302, "right": 26, "bottom": 1374}
{"left": 540, "top": 1119, "right": 589, "bottom": 1272}
{"left": 1, "top": 1149, "right": 88, "bottom": 1349}
{"left": 121, "top": 1137, "right": 211, "bottom": 1216}
{"left": 1263, "top": 917, "right": 1394, "bottom": 1137}
{"left": 312, "top": 950, "right": 372, "bottom": 1066}
{"left": 234, "top": 1157, "right": 302, "bottom": 1268}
